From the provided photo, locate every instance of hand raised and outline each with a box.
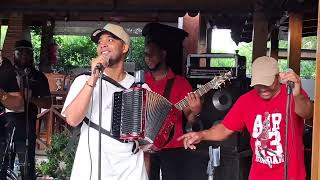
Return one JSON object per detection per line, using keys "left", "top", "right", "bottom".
{"left": 177, "top": 132, "right": 203, "bottom": 150}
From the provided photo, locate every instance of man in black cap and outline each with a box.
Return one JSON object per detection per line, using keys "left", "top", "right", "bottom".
{"left": 142, "top": 23, "right": 204, "bottom": 180}
{"left": 4, "top": 40, "right": 51, "bottom": 180}
{"left": 0, "top": 50, "right": 24, "bottom": 179}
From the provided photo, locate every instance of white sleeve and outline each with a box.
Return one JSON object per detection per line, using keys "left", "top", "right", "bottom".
{"left": 142, "top": 83, "right": 151, "bottom": 91}
{"left": 61, "top": 75, "right": 89, "bottom": 117}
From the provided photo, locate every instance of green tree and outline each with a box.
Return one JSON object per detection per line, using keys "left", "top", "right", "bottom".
{"left": 127, "top": 37, "right": 145, "bottom": 69}
{"left": 54, "top": 35, "right": 96, "bottom": 68}
{"left": 237, "top": 36, "right": 316, "bottom": 79}
{"left": 31, "top": 29, "right": 146, "bottom": 73}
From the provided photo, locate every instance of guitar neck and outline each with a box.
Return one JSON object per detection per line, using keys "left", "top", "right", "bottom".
{"left": 174, "top": 80, "right": 217, "bottom": 110}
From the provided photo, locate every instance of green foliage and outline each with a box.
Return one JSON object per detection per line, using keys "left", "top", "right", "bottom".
{"left": 302, "top": 36, "right": 317, "bottom": 49}
{"left": 31, "top": 31, "right": 41, "bottom": 64}
{"left": 31, "top": 29, "right": 146, "bottom": 73}
{"left": 37, "top": 130, "right": 78, "bottom": 180}
{"left": 54, "top": 35, "right": 96, "bottom": 68}
{"left": 210, "top": 58, "right": 235, "bottom": 67}
{"left": 237, "top": 36, "right": 316, "bottom": 79}
{"left": 127, "top": 37, "right": 145, "bottom": 69}
{"left": 1, "top": 26, "right": 8, "bottom": 49}
{"left": 29, "top": 28, "right": 316, "bottom": 79}
{"left": 237, "top": 42, "right": 253, "bottom": 73}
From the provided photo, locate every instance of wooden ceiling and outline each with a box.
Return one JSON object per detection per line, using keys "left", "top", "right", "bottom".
{"left": 1, "top": 0, "right": 254, "bottom": 13}
{"left": 0, "top": 0, "right": 318, "bottom": 43}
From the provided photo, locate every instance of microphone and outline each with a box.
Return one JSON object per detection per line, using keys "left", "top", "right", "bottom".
{"left": 287, "top": 81, "right": 294, "bottom": 89}
{"left": 284, "top": 68, "right": 295, "bottom": 94}
{"left": 134, "top": 70, "right": 144, "bottom": 86}
{"left": 95, "top": 63, "right": 104, "bottom": 71}
{"left": 24, "top": 67, "right": 31, "bottom": 76}
{"left": 94, "top": 53, "right": 110, "bottom": 72}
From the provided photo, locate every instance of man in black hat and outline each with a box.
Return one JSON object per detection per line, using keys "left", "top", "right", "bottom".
{"left": 5, "top": 39, "right": 51, "bottom": 180}
{"left": 142, "top": 23, "right": 204, "bottom": 180}
{"left": 0, "top": 50, "right": 24, "bottom": 179}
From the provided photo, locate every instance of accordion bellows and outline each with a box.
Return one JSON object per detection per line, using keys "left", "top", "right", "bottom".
{"left": 111, "top": 87, "right": 172, "bottom": 145}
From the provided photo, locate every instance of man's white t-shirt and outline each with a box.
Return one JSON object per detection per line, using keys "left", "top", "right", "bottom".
{"left": 62, "top": 72, "right": 148, "bottom": 180}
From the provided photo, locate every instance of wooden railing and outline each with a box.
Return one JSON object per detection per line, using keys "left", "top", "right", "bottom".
{"left": 36, "top": 73, "right": 72, "bottom": 150}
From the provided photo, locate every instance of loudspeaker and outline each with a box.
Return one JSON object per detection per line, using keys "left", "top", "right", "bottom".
{"left": 191, "top": 78, "right": 252, "bottom": 152}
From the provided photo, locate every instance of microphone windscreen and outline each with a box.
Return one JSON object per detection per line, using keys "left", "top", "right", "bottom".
{"left": 135, "top": 70, "right": 144, "bottom": 85}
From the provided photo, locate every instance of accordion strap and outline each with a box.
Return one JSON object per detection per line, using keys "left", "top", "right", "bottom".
{"left": 83, "top": 117, "right": 140, "bottom": 153}
{"left": 83, "top": 117, "right": 126, "bottom": 143}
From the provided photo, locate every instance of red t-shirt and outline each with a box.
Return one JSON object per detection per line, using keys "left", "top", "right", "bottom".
{"left": 145, "top": 69, "right": 192, "bottom": 148}
{"left": 223, "top": 84, "right": 307, "bottom": 180}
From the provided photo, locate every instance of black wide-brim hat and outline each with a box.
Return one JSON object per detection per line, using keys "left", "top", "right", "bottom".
{"left": 142, "top": 22, "right": 188, "bottom": 50}
{"left": 15, "top": 40, "right": 33, "bottom": 50}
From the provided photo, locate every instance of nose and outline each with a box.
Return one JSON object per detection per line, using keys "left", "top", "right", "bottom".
{"left": 99, "top": 42, "right": 108, "bottom": 48}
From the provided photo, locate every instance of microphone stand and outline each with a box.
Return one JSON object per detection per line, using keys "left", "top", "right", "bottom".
{"left": 19, "top": 69, "right": 31, "bottom": 179}
{"left": 97, "top": 67, "right": 104, "bottom": 180}
{"left": 284, "top": 84, "right": 293, "bottom": 180}
{"left": 207, "top": 146, "right": 220, "bottom": 180}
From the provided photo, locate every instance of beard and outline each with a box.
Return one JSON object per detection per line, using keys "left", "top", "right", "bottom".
{"left": 146, "top": 61, "right": 163, "bottom": 72}
{"left": 107, "top": 57, "right": 122, "bottom": 67}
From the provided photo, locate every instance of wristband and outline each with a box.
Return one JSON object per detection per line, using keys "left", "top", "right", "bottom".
{"left": 0, "top": 91, "right": 8, "bottom": 102}
{"left": 86, "top": 81, "right": 95, "bottom": 88}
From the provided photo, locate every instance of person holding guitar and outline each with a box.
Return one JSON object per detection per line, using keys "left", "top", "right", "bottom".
{"left": 142, "top": 23, "right": 203, "bottom": 180}
{"left": 178, "top": 56, "right": 313, "bottom": 180}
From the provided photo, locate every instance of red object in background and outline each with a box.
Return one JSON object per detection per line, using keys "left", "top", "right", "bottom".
{"left": 50, "top": 42, "right": 59, "bottom": 64}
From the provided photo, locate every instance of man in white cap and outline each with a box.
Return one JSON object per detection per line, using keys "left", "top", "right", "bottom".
{"left": 62, "top": 23, "right": 148, "bottom": 180}
{"left": 178, "top": 56, "right": 313, "bottom": 180}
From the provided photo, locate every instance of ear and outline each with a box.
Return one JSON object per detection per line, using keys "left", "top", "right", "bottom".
{"left": 122, "top": 44, "right": 129, "bottom": 54}
{"left": 161, "top": 49, "right": 167, "bottom": 60}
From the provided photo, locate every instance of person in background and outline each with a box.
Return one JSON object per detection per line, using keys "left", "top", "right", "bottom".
{"left": 178, "top": 56, "right": 313, "bottom": 180}
{"left": 62, "top": 23, "right": 148, "bottom": 180}
{"left": 4, "top": 40, "right": 51, "bottom": 180}
{"left": 142, "top": 22, "right": 204, "bottom": 180}
{"left": 0, "top": 50, "right": 24, "bottom": 179}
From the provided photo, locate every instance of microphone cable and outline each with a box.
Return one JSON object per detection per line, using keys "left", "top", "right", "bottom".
{"left": 87, "top": 92, "right": 94, "bottom": 180}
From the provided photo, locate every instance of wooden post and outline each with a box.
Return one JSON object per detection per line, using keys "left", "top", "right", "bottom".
{"left": 311, "top": 2, "right": 320, "bottom": 179}
{"left": 39, "top": 18, "right": 55, "bottom": 73}
{"left": 2, "top": 13, "right": 25, "bottom": 62}
{"left": 252, "top": 11, "right": 268, "bottom": 62}
{"left": 198, "top": 15, "right": 208, "bottom": 54}
{"left": 287, "top": 13, "right": 302, "bottom": 75}
{"left": 269, "top": 28, "right": 279, "bottom": 60}
{"left": 182, "top": 13, "right": 200, "bottom": 74}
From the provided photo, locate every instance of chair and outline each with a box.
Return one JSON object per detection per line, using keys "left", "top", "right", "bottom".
{"left": 36, "top": 73, "right": 70, "bottom": 150}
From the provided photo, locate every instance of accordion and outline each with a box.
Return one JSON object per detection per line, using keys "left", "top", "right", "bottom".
{"left": 111, "top": 87, "right": 174, "bottom": 149}
{"left": 110, "top": 71, "right": 232, "bottom": 150}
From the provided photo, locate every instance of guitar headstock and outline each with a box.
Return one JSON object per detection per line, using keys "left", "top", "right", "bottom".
{"left": 207, "top": 71, "right": 232, "bottom": 90}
